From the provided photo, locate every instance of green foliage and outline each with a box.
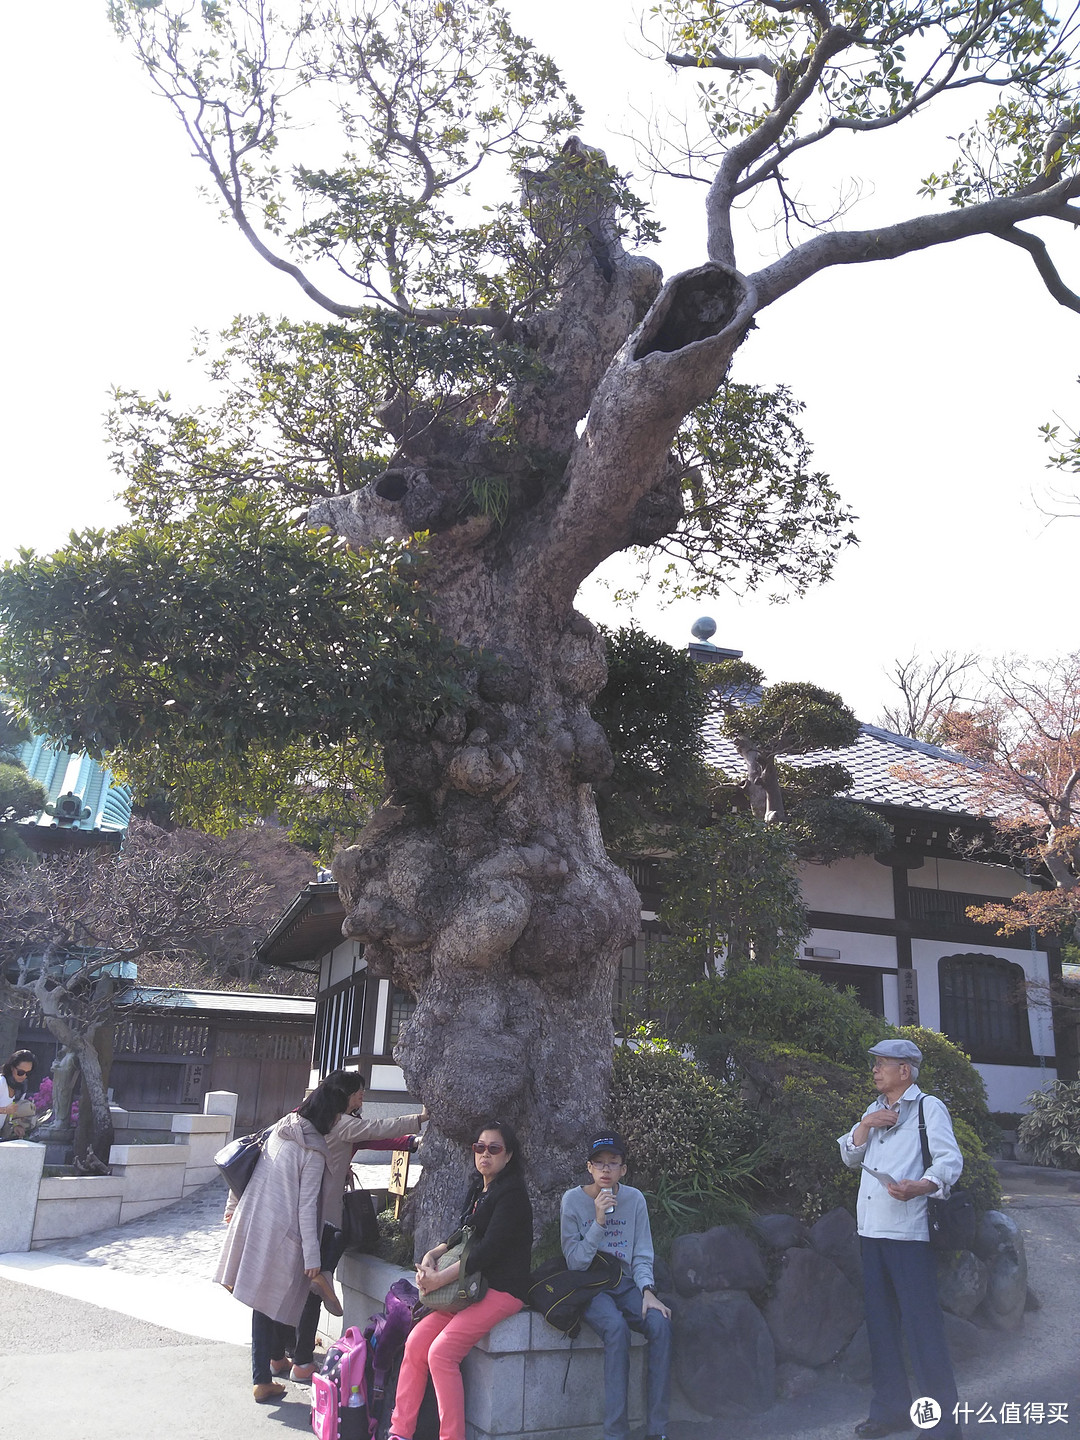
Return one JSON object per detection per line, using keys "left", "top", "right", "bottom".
{"left": 643, "top": 817, "right": 809, "bottom": 1015}
{"left": 608, "top": 1030, "right": 760, "bottom": 1201}
{"left": 0, "top": 498, "right": 462, "bottom": 762}
{"left": 374, "top": 1205, "right": 416, "bottom": 1268}
{"left": 952, "top": 1116, "right": 1003, "bottom": 1213}
{"left": 1017, "top": 1079, "right": 1080, "bottom": 1169}
{"left": 592, "top": 626, "right": 710, "bottom": 849}
{"left": 0, "top": 711, "right": 47, "bottom": 863}
{"left": 693, "top": 963, "right": 886, "bottom": 1069}
{"left": 616, "top": 383, "right": 857, "bottom": 603}
{"left": 896, "top": 1026, "right": 998, "bottom": 1149}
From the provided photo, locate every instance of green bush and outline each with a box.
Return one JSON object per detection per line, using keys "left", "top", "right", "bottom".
{"left": 896, "top": 1026, "right": 998, "bottom": 1149}
{"left": 952, "top": 1117, "right": 1002, "bottom": 1213}
{"left": 373, "top": 1206, "right": 414, "bottom": 1267}
{"left": 608, "top": 1033, "right": 761, "bottom": 1250}
{"left": 698, "top": 1036, "right": 865, "bottom": 1222}
{"left": 694, "top": 964, "right": 889, "bottom": 1071}
{"left": 1017, "top": 1080, "right": 1080, "bottom": 1169}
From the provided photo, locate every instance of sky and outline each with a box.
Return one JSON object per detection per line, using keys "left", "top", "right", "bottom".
{"left": 2, "top": 0, "right": 1079, "bottom": 723}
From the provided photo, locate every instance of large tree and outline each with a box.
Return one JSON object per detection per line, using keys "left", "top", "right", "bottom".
{"left": 11, "top": 0, "right": 1080, "bottom": 1233}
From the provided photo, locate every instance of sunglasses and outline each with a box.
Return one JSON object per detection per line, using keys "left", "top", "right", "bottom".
{"left": 472, "top": 1142, "right": 505, "bottom": 1155}
{"left": 12, "top": 1067, "right": 31, "bottom": 1078}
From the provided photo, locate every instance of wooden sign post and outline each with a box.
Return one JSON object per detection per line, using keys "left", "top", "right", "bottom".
{"left": 388, "top": 1147, "right": 411, "bottom": 1220}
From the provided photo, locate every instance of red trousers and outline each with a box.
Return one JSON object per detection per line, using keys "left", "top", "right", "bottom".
{"left": 390, "top": 1287, "right": 523, "bottom": 1440}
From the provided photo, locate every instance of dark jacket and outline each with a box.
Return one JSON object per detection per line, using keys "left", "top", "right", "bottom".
{"left": 457, "top": 1169, "right": 533, "bottom": 1301}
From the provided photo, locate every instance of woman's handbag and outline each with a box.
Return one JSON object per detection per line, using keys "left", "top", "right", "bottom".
{"left": 421, "top": 1228, "right": 488, "bottom": 1313}
{"left": 214, "top": 1125, "right": 271, "bottom": 1197}
{"left": 917, "top": 1098, "right": 976, "bottom": 1252}
{"left": 341, "top": 1183, "right": 381, "bottom": 1252}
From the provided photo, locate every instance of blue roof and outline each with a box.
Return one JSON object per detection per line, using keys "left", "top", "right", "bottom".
{"left": 15, "top": 735, "right": 131, "bottom": 831}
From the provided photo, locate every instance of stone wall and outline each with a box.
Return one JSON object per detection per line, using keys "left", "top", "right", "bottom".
{"left": 0, "top": 1090, "right": 238, "bottom": 1252}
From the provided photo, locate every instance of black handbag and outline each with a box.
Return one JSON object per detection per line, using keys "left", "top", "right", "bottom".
{"left": 918, "top": 1098, "right": 976, "bottom": 1251}
{"left": 214, "top": 1125, "right": 271, "bottom": 1196}
{"left": 341, "top": 1183, "right": 381, "bottom": 1251}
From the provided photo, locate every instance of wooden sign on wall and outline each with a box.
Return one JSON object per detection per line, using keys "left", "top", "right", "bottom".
{"left": 898, "top": 968, "right": 920, "bottom": 1026}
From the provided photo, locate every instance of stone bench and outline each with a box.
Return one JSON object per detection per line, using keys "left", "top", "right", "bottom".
{"left": 338, "top": 1253, "right": 667, "bottom": 1440}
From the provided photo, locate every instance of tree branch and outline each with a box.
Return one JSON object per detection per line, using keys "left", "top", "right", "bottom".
{"left": 751, "top": 178, "right": 1080, "bottom": 311}
{"left": 993, "top": 226, "right": 1080, "bottom": 313}
{"left": 666, "top": 50, "right": 778, "bottom": 78}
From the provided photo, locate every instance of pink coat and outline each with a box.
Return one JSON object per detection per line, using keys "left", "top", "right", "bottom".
{"left": 214, "top": 1112, "right": 329, "bottom": 1326}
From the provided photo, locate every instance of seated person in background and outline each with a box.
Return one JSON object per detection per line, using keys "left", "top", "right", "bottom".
{"left": 560, "top": 1132, "right": 671, "bottom": 1440}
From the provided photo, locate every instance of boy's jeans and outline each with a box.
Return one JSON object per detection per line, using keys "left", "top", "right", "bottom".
{"left": 582, "top": 1273, "right": 671, "bottom": 1440}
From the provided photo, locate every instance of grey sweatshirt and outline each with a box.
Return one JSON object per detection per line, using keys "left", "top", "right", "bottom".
{"left": 560, "top": 1183, "right": 656, "bottom": 1291}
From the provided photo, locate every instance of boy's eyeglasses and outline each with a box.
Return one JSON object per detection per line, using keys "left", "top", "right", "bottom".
{"left": 472, "top": 1142, "right": 505, "bottom": 1155}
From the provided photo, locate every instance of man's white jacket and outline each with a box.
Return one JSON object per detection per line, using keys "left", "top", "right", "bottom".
{"left": 838, "top": 1083, "right": 964, "bottom": 1241}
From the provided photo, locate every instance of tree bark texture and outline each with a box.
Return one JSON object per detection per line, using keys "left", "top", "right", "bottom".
{"left": 311, "top": 162, "right": 757, "bottom": 1244}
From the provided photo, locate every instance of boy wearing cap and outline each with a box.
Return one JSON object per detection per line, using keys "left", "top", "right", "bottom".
{"left": 839, "top": 1039, "right": 964, "bottom": 1439}
{"left": 561, "top": 1132, "right": 671, "bottom": 1440}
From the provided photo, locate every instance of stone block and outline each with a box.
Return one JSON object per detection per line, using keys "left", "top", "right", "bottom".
{"left": 464, "top": 1350, "right": 525, "bottom": 1436}
{"left": 673, "top": 1289, "right": 775, "bottom": 1415}
{"left": 108, "top": 1142, "right": 189, "bottom": 1167}
{"left": 183, "top": 1166, "right": 221, "bottom": 1194}
{"left": 807, "top": 1206, "right": 862, "bottom": 1289}
{"left": 670, "top": 1225, "right": 768, "bottom": 1297}
{"left": 38, "top": 1174, "right": 124, "bottom": 1200}
{"left": 836, "top": 1323, "right": 870, "bottom": 1382}
{"left": 204, "top": 1091, "right": 238, "bottom": 1141}
{"left": 776, "top": 1362, "right": 821, "bottom": 1399}
{"left": 763, "top": 1247, "right": 862, "bottom": 1367}
{"left": 935, "top": 1249, "right": 987, "bottom": 1319}
{"left": 109, "top": 1157, "right": 187, "bottom": 1203}
{"left": 943, "top": 1313, "right": 984, "bottom": 1364}
{"left": 0, "top": 1140, "right": 46, "bottom": 1252}
{"left": 172, "top": 1113, "right": 231, "bottom": 1135}
{"left": 979, "top": 1248, "right": 1028, "bottom": 1330}
{"left": 32, "top": 1194, "right": 123, "bottom": 1242}
{"left": 753, "top": 1214, "right": 809, "bottom": 1252}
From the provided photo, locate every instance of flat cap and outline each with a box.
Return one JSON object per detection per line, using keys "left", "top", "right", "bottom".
{"left": 869, "top": 1038, "right": 923, "bottom": 1063}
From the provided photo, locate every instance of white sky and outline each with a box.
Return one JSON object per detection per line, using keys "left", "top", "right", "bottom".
{"left": 2, "top": 0, "right": 1079, "bottom": 723}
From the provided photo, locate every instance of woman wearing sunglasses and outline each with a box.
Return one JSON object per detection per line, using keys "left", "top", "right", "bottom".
{"left": 389, "top": 1120, "right": 532, "bottom": 1440}
{"left": 0, "top": 1050, "right": 36, "bottom": 1139}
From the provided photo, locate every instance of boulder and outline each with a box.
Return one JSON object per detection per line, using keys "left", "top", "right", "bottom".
{"left": 754, "top": 1214, "right": 809, "bottom": 1252}
{"left": 670, "top": 1225, "right": 768, "bottom": 1297}
{"left": 980, "top": 1248, "right": 1028, "bottom": 1331}
{"left": 972, "top": 1210, "right": 1022, "bottom": 1262}
{"left": 943, "top": 1313, "right": 984, "bottom": 1364}
{"left": 836, "top": 1322, "right": 871, "bottom": 1382}
{"left": 776, "top": 1362, "right": 821, "bottom": 1399}
{"left": 763, "top": 1247, "right": 863, "bottom": 1367}
{"left": 673, "top": 1289, "right": 776, "bottom": 1415}
{"left": 808, "top": 1207, "right": 862, "bottom": 1290}
{"left": 935, "top": 1249, "right": 988, "bottom": 1319}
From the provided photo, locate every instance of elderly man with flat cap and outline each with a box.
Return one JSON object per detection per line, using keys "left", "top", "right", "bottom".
{"left": 839, "top": 1038, "right": 964, "bottom": 1439}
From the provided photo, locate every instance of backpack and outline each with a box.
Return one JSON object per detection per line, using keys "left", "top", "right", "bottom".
{"left": 311, "top": 1326, "right": 371, "bottom": 1440}
{"left": 527, "top": 1251, "right": 622, "bottom": 1339}
{"left": 363, "top": 1278, "right": 419, "bottom": 1428}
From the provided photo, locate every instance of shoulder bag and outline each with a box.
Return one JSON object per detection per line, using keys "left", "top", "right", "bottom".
{"left": 421, "top": 1227, "right": 488, "bottom": 1313}
{"left": 917, "top": 1097, "right": 976, "bottom": 1251}
{"left": 341, "top": 1171, "right": 381, "bottom": 1252}
{"left": 214, "top": 1125, "right": 272, "bottom": 1197}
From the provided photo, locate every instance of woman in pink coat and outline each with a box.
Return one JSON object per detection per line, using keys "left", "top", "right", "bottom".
{"left": 215, "top": 1073, "right": 355, "bottom": 1402}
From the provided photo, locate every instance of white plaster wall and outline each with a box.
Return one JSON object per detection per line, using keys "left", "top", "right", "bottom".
{"left": 881, "top": 971, "right": 900, "bottom": 1027}
{"left": 369, "top": 1062, "right": 408, "bottom": 1092}
{"left": 799, "top": 854, "right": 895, "bottom": 917}
{"left": 907, "top": 857, "right": 1029, "bottom": 897}
{"left": 803, "top": 928, "right": 899, "bottom": 969}
{"left": 327, "top": 939, "right": 364, "bottom": 988}
{"left": 976, "top": 1064, "right": 1056, "bottom": 1113}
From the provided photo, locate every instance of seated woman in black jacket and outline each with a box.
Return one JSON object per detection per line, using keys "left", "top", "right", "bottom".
{"left": 389, "top": 1120, "right": 532, "bottom": 1440}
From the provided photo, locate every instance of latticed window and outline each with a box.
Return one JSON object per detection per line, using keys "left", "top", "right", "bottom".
{"left": 387, "top": 987, "right": 417, "bottom": 1053}
{"left": 614, "top": 922, "right": 665, "bottom": 1029}
{"left": 216, "top": 1029, "right": 312, "bottom": 1062}
{"left": 317, "top": 986, "right": 357, "bottom": 1074}
{"left": 115, "top": 1020, "right": 210, "bottom": 1057}
{"left": 938, "top": 953, "right": 1033, "bottom": 1062}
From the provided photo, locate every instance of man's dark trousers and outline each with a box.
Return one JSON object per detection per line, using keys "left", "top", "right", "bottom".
{"left": 862, "top": 1236, "right": 960, "bottom": 1436}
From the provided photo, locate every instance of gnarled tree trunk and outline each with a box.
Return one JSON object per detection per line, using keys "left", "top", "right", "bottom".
{"left": 311, "top": 146, "right": 756, "bottom": 1244}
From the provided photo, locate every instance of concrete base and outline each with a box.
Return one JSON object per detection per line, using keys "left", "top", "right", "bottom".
{"left": 0, "top": 1140, "right": 46, "bottom": 1252}
{"left": 32, "top": 1174, "right": 125, "bottom": 1243}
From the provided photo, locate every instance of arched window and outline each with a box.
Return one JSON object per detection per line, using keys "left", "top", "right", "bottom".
{"left": 938, "top": 953, "right": 1033, "bottom": 1063}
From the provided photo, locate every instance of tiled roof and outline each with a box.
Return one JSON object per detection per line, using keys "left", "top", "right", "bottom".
{"left": 702, "top": 706, "right": 987, "bottom": 817}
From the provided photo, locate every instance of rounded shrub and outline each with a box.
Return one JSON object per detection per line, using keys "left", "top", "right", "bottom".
{"left": 896, "top": 1026, "right": 998, "bottom": 1148}
{"left": 1017, "top": 1079, "right": 1080, "bottom": 1169}
{"left": 951, "top": 1116, "right": 1002, "bottom": 1213}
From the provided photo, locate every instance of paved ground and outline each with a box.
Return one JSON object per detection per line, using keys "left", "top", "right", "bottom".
{"left": 0, "top": 1164, "right": 1077, "bottom": 1439}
